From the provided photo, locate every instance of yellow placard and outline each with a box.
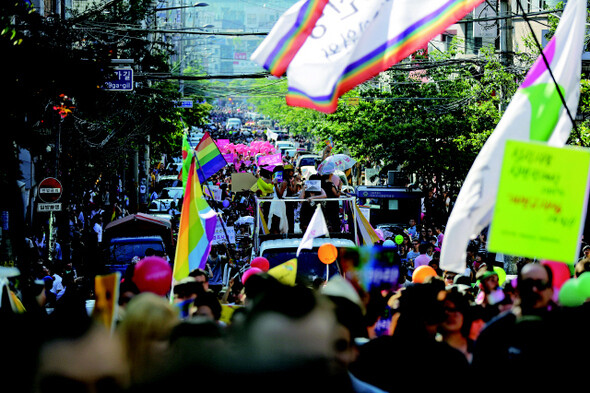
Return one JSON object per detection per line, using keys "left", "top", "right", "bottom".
{"left": 488, "top": 140, "right": 590, "bottom": 263}
{"left": 92, "top": 272, "right": 121, "bottom": 332}
{"left": 267, "top": 259, "right": 297, "bottom": 286}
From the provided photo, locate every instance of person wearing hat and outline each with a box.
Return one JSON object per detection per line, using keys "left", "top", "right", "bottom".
{"left": 578, "top": 244, "right": 590, "bottom": 263}
{"left": 281, "top": 164, "right": 297, "bottom": 233}
{"left": 474, "top": 266, "right": 503, "bottom": 322}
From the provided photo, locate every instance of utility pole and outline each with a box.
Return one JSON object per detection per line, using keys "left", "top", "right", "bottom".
{"left": 499, "top": 0, "right": 513, "bottom": 66}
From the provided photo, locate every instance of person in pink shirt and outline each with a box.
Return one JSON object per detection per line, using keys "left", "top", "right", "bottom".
{"left": 413, "top": 243, "right": 432, "bottom": 269}
{"left": 435, "top": 225, "right": 444, "bottom": 248}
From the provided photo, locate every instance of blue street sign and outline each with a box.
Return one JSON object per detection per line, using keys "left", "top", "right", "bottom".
{"left": 104, "top": 68, "right": 134, "bottom": 91}
{"left": 174, "top": 100, "right": 194, "bottom": 108}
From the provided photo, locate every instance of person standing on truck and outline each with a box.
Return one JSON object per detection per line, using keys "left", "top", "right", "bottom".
{"left": 282, "top": 164, "right": 297, "bottom": 233}
{"left": 321, "top": 173, "right": 341, "bottom": 232}
{"left": 206, "top": 245, "right": 227, "bottom": 296}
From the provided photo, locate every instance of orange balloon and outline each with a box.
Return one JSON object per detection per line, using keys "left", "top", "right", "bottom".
{"left": 412, "top": 265, "right": 438, "bottom": 283}
{"left": 318, "top": 243, "right": 337, "bottom": 264}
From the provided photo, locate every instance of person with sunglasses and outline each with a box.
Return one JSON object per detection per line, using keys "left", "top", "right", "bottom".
{"left": 471, "top": 262, "right": 561, "bottom": 385}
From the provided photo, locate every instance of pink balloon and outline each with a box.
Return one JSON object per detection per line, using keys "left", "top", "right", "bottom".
{"left": 541, "top": 260, "right": 572, "bottom": 290}
{"left": 242, "top": 267, "right": 263, "bottom": 285}
{"left": 133, "top": 256, "right": 172, "bottom": 296}
{"left": 251, "top": 257, "right": 270, "bottom": 272}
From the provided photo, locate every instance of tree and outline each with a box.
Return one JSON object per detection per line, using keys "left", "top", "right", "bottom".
{"left": 1, "top": 0, "right": 211, "bottom": 268}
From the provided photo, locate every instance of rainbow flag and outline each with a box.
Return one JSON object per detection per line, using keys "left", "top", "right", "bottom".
{"left": 252, "top": 0, "right": 484, "bottom": 113}
{"left": 195, "top": 132, "right": 228, "bottom": 183}
{"left": 173, "top": 156, "right": 218, "bottom": 281}
{"left": 259, "top": 0, "right": 329, "bottom": 76}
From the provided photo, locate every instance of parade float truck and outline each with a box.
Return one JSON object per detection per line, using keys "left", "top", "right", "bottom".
{"left": 252, "top": 196, "right": 359, "bottom": 287}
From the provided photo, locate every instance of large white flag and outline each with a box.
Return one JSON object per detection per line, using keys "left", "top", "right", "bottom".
{"left": 251, "top": 0, "right": 484, "bottom": 113}
{"left": 297, "top": 204, "right": 329, "bottom": 256}
{"left": 439, "top": 0, "right": 587, "bottom": 274}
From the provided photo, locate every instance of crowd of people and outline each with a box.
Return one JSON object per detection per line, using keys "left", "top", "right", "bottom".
{"left": 5, "top": 242, "right": 590, "bottom": 392}
{"left": 4, "top": 109, "right": 590, "bottom": 391}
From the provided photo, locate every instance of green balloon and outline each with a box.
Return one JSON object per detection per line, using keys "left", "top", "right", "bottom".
{"left": 558, "top": 278, "right": 585, "bottom": 308}
{"left": 395, "top": 235, "right": 404, "bottom": 245}
{"left": 577, "top": 272, "right": 590, "bottom": 301}
{"left": 493, "top": 266, "right": 507, "bottom": 287}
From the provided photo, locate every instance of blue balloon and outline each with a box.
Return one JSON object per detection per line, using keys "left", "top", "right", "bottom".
{"left": 383, "top": 239, "right": 396, "bottom": 247}
{"left": 222, "top": 199, "right": 230, "bottom": 208}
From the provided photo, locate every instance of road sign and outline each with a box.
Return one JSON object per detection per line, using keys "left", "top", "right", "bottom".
{"left": 37, "top": 203, "right": 62, "bottom": 212}
{"left": 174, "top": 100, "right": 194, "bottom": 108}
{"left": 38, "top": 177, "right": 62, "bottom": 203}
{"left": 104, "top": 68, "right": 134, "bottom": 91}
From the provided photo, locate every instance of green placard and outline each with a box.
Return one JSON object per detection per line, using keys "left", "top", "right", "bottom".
{"left": 488, "top": 140, "right": 590, "bottom": 263}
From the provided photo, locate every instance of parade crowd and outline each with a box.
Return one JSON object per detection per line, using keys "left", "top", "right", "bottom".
{"left": 3, "top": 110, "right": 590, "bottom": 392}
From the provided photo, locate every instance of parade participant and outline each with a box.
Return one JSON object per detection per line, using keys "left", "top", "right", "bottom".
{"left": 206, "top": 245, "right": 228, "bottom": 296}
{"left": 282, "top": 164, "right": 297, "bottom": 233}
{"left": 471, "top": 262, "right": 573, "bottom": 387}
{"left": 349, "top": 280, "right": 470, "bottom": 390}
{"left": 117, "top": 292, "right": 180, "bottom": 386}
{"left": 413, "top": 243, "right": 432, "bottom": 269}
{"left": 407, "top": 218, "right": 418, "bottom": 240}
{"left": 321, "top": 173, "right": 341, "bottom": 232}
{"left": 299, "top": 174, "right": 326, "bottom": 233}
{"left": 474, "top": 266, "right": 503, "bottom": 322}
{"left": 268, "top": 166, "right": 289, "bottom": 234}
{"left": 438, "top": 286, "right": 475, "bottom": 363}
{"left": 406, "top": 239, "right": 421, "bottom": 267}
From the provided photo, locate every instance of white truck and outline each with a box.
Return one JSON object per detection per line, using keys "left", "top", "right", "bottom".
{"left": 226, "top": 118, "right": 242, "bottom": 130}
{"left": 252, "top": 196, "right": 360, "bottom": 286}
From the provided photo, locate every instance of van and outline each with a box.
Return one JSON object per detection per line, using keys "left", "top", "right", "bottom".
{"left": 105, "top": 236, "right": 168, "bottom": 275}
{"left": 101, "top": 213, "right": 175, "bottom": 275}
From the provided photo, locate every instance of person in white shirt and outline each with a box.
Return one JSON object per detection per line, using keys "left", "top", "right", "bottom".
{"left": 93, "top": 215, "right": 103, "bottom": 244}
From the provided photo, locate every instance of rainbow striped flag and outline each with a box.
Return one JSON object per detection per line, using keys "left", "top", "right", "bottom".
{"left": 195, "top": 132, "right": 228, "bottom": 183}
{"left": 173, "top": 156, "right": 218, "bottom": 281}
{"left": 251, "top": 0, "right": 484, "bottom": 113}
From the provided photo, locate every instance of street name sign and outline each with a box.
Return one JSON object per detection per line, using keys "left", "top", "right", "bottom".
{"left": 104, "top": 68, "right": 134, "bottom": 91}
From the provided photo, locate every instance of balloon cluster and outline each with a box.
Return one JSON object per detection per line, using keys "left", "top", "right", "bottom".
{"left": 220, "top": 141, "right": 276, "bottom": 156}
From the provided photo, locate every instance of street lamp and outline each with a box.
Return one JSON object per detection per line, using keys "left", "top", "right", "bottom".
{"left": 155, "top": 2, "right": 209, "bottom": 11}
